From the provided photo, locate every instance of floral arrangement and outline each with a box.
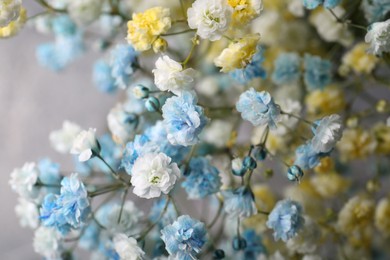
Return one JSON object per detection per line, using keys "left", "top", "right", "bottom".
{"left": 4, "top": 0, "right": 390, "bottom": 259}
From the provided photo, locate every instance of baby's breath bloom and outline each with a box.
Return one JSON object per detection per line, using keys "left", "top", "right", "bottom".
{"left": 340, "top": 43, "right": 379, "bottom": 75}
{"left": 0, "top": 6, "right": 26, "bottom": 38}
{"left": 303, "top": 0, "right": 341, "bottom": 10}
{"left": 286, "top": 216, "right": 320, "bottom": 254}
{"left": 9, "top": 162, "right": 39, "bottom": 199}
{"left": 271, "top": 52, "right": 301, "bottom": 85}
{"left": 187, "top": 0, "right": 232, "bottom": 41}
{"left": 375, "top": 198, "right": 390, "bottom": 237}
{"left": 107, "top": 104, "right": 138, "bottom": 144}
{"left": 70, "top": 128, "right": 100, "bottom": 162}
{"left": 33, "top": 227, "right": 62, "bottom": 259}
{"left": 373, "top": 123, "right": 390, "bottom": 155}
{"left": 303, "top": 54, "right": 332, "bottom": 91}
{"left": 15, "top": 197, "right": 39, "bottom": 229}
{"left": 0, "top": 0, "right": 22, "bottom": 27}
{"left": 310, "top": 172, "right": 349, "bottom": 198}
{"left": 311, "top": 114, "right": 343, "bottom": 153}
{"left": 365, "top": 19, "right": 390, "bottom": 56}
{"left": 127, "top": 7, "right": 171, "bottom": 51}
{"left": 110, "top": 44, "right": 139, "bottom": 89}
{"left": 50, "top": 120, "right": 82, "bottom": 154}
{"left": 214, "top": 34, "right": 260, "bottom": 72}
{"left": 337, "top": 128, "right": 377, "bottom": 161}
{"left": 362, "top": 0, "right": 390, "bottom": 24}
{"left": 222, "top": 186, "right": 257, "bottom": 218}
{"left": 153, "top": 55, "right": 197, "bottom": 95}
{"left": 67, "top": 0, "right": 103, "bottom": 26}
{"left": 305, "top": 86, "right": 346, "bottom": 116}
{"left": 113, "top": 234, "right": 145, "bottom": 260}
{"left": 228, "top": 0, "right": 263, "bottom": 24}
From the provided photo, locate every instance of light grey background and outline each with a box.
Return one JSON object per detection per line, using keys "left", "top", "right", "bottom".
{"left": 0, "top": 3, "right": 117, "bottom": 258}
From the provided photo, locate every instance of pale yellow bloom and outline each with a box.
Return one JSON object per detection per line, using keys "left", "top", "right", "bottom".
{"left": 0, "top": 7, "right": 26, "bottom": 38}
{"left": 305, "top": 86, "right": 346, "bottom": 117}
{"left": 152, "top": 37, "right": 167, "bottom": 53}
{"left": 310, "top": 172, "right": 349, "bottom": 198}
{"left": 126, "top": 7, "right": 171, "bottom": 51}
{"left": 228, "top": 0, "right": 263, "bottom": 25}
{"left": 340, "top": 43, "right": 379, "bottom": 75}
{"left": 373, "top": 123, "right": 390, "bottom": 155}
{"left": 314, "top": 157, "right": 334, "bottom": 174}
{"left": 214, "top": 33, "right": 260, "bottom": 72}
{"left": 337, "top": 128, "right": 377, "bottom": 161}
{"left": 375, "top": 197, "right": 390, "bottom": 237}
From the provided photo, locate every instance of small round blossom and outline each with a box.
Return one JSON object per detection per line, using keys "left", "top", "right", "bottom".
{"left": 15, "top": 197, "right": 39, "bottom": 229}
{"left": 0, "top": 0, "right": 22, "bottom": 27}
{"left": 271, "top": 52, "right": 301, "bottom": 85}
{"left": 305, "top": 86, "right": 346, "bottom": 117}
{"left": 375, "top": 198, "right": 390, "bottom": 237}
{"left": 203, "top": 120, "right": 233, "bottom": 148}
{"left": 266, "top": 199, "right": 304, "bottom": 242}
{"left": 303, "top": 0, "right": 341, "bottom": 10}
{"left": 49, "top": 121, "right": 82, "bottom": 154}
{"left": 340, "top": 43, "right": 379, "bottom": 75}
{"left": 67, "top": 0, "right": 104, "bottom": 26}
{"left": 365, "top": 19, "right": 390, "bottom": 56}
{"left": 182, "top": 157, "right": 222, "bottom": 199}
{"left": 109, "top": 44, "right": 139, "bottom": 89}
{"left": 236, "top": 88, "right": 281, "bottom": 129}
{"left": 161, "top": 215, "right": 208, "bottom": 259}
{"left": 162, "top": 92, "right": 208, "bottom": 146}
{"left": 310, "top": 172, "right": 349, "bottom": 198}
{"left": 33, "top": 227, "right": 62, "bottom": 259}
{"left": 286, "top": 216, "right": 321, "bottom": 254}
{"left": 107, "top": 104, "right": 138, "bottom": 144}
{"left": 113, "top": 234, "right": 145, "bottom": 260}
{"left": 127, "top": 7, "right": 171, "bottom": 51}
{"left": 337, "top": 128, "right": 377, "bottom": 161}
{"left": 153, "top": 55, "right": 197, "bottom": 95}
{"left": 362, "top": 0, "right": 390, "bottom": 24}
{"left": 0, "top": 6, "right": 26, "bottom": 38}
{"left": 294, "top": 142, "right": 328, "bottom": 170}
{"left": 93, "top": 60, "right": 116, "bottom": 93}
{"left": 131, "top": 153, "right": 180, "bottom": 199}
{"left": 228, "top": 0, "right": 262, "bottom": 25}
{"left": 303, "top": 54, "right": 332, "bottom": 91}
{"left": 187, "top": 0, "right": 232, "bottom": 41}
{"left": 214, "top": 34, "right": 261, "bottom": 72}
{"left": 241, "top": 229, "right": 267, "bottom": 259}
{"left": 70, "top": 128, "right": 100, "bottom": 162}
{"left": 222, "top": 186, "right": 257, "bottom": 218}
{"left": 311, "top": 114, "right": 343, "bottom": 153}
{"left": 9, "top": 162, "right": 39, "bottom": 199}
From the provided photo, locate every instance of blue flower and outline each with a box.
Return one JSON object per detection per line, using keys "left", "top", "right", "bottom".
{"left": 181, "top": 157, "right": 222, "bottom": 199}
{"left": 362, "top": 0, "right": 390, "bottom": 23}
{"left": 110, "top": 44, "right": 139, "bottom": 89}
{"left": 79, "top": 223, "right": 100, "bottom": 250}
{"left": 303, "top": 54, "right": 332, "bottom": 90}
{"left": 120, "top": 134, "right": 159, "bottom": 174}
{"left": 302, "top": 0, "right": 341, "bottom": 9}
{"left": 93, "top": 60, "right": 116, "bottom": 94}
{"left": 242, "top": 229, "right": 267, "bottom": 260}
{"left": 161, "top": 215, "right": 207, "bottom": 260}
{"left": 40, "top": 193, "right": 71, "bottom": 235}
{"left": 266, "top": 199, "right": 304, "bottom": 242}
{"left": 222, "top": 187, "right": 257, "bottom": 218}
{"left": 236, "top": 88, "right": 281, "bottom": 129}
{"left": 231, "top": 46, "right": 267, "bottom": 84}
{"left": 162, "top": 92, "right": 208, "bottom": 146}
{"left": 51, "top": 15, "right": 77, "bottom": 37}
{"left": 294, "top": 142, "right": 329, "bottom": 170}
{"left": 149, "top": 197, "right": 178, "bottom": 227}
{"left": 38, "top": 158, "right": 61, "bottom": 186}
{"left": 271, "top": 52, "right": 301, "bottom": 85}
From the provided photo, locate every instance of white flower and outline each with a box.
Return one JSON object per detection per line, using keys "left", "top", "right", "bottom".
{"left": 67, "top": 0, "right": 104, "bottom": 26}
{"left": 203, "top": 120, "right": 233, "bottom": 148}
{"left": 113, "top": 234, "right": 145, "bottom": 260}
{"left": 33, "top": 227, "right": 62, "bottom": 259}
{"left": 9, "top": 162, "right": 39, "bottom": 199}
{"left": 70, "top": 128, "right": 99, "bottom": 162}
{"left": 0, "top": 0, "right": 22, "bottom": 27}
{"left": 49, "top": 120, "right": 82, "bottom": 154}
{"left": 187, "top": 0, "right": 232, "bottom": 41}
{"left": 132, "top": 153, "right": 180, "bottom": 199}
{"left": 107, "top": 104, "right": 137, "bottom": 144}
{"left": 153, "top": 55, "right": 197, "bottom": 95}
{"left": 286, "top": 216, "right": 321, "bottom": 254}
{"left": 15, "top": 198, "right": 39, "bottom": 229}
{"left": 365, "top": 19, "right": 390, "bottom": 56}
{"left": 288, "top": 0, "right": 305, "bottom": 17}
{"left": 312, "top": 114, "right": 343, "bottom": 153}
{"left": 106, "top": 201, "right": 144, "bottom": 233}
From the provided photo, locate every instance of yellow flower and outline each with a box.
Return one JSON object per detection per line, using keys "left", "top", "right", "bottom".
{"left": 152, "top": 37, "right": 167, "bottom": 53}
{"left": 305, "top": 86, "right": 346, "bottom": 117}
{"left": 0, "top": 7, "right": 26, "bottom": 38}
{"left": 310, "top": 172, "right": 349, "bottom": 198}
{"left": 214, "top": 33, "right": 260, "bottom": 72}
{"left": 228, "top": 0, "right": 262, "bottom": 25}
{"left": 126, "top": 7, "right": 171, "bottom": 51}
{"left": 375, "top": 197, "right": 390, "bottom": 237}
{"left": 314, "top": 157, "right": 334, "bottom": 174}
{"left": 373, "top": 123, "right": 390, "bottom": 155}
{"left": 337, "top": 128, "right": 377, "bottom": 161}
{"left": 340, "top": 43, "right": 379, "bottom": 75}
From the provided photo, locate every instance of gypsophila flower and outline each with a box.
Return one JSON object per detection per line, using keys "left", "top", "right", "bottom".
{"left": 33, "top": 226, "right": 62, "bottom": 259}
{"left": 113, "top": 234, "right": 145, "bottom": 260}
{"left": 286, "top": 216, "right": 321, "bottom": 254}
{"left": 93, "top": 60, "right": 116, "bottom": 93}
{"left": 162, "top": 92, "right": 208, "bottom": 146}
{"left": 266, "top": 199, "right": 304, "bottom": 242}
{"left": 153, "top": 55, "right": 197, "bottom": 95}
{"left": 365, "top": 19, "right": 390, "bottom": 56}
{"left": 38, "top": 158, "right": 61, "bottom": 187}
{"left": 228, "top": 0, "right": 263, "bottom": 24}
{"left": 303, "top": 0, "right": 341, "bottom": 9}
{"left": 294, "top": 142, "right": 329, "bottom": 170}
{"left": 182, "top": 157, "right": 222, "bottom": 199}
{"left": 271, "top": 52, "right": 301, "bottom": 85}
{"left": 311, "top": 114, "right": 343, "bottom": 153}
{"left": 0, "top": 5, "right": 26, "bottom": 38}
{"left": 78, "top": 223, "right": 100, "bottom": 250}
{"left": 236, "top": 88, "right": 281, "bottom": 129}
{"left": 67, "top": 0, "right": 103, "bottom": 26}
{"left": 70, "top": 128, "right": 100, "bottom": 162}
{"left": 0, "top": 0, "right": 22, "bottom": 27}
{"left": 303, "top": 54, "right": 332, "bottom": 90}
{"left": 50, "top": 120, "right": 82, "bottom": 154}
{"left": 15, "top": 197, "right": 39, "bottom": 229}
{"left": 187, "top": 0, "right": 232, "bottom": 41}
{"left": 161, "top": 215, "right": 207, "bottom": 260}
{"left": 222, "top": 186, "right": 257, "bottom": 218}
{"left": 110, "top": 44, "right": 139, "bottom": 89}
{"left": 132, "top": 153, "right": 180, "bottom": 199}
{"left": 375, "top": 198, "right": 390, "bottom": 237}
{"left": 202, "top": 120, "right": 233, "bottom": 148}
{"left": 362, "top": 0, "right": 390, "bottom": 24}
{"left": 9, "top": 162, "right": 39, "bottom": 199}
{"left": 241, "top": 229, "right": 267, "bottom": 260}
{"left": 107, "top": 104, "right": 139, "bottom": 144}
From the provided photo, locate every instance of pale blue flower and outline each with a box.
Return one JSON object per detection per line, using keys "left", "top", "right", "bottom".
{"left": 162, "top": 92, "right": 208, "bottom": 146}
{"left": 236, "top": 88, "right": 281, "bottom": 129}
{"left": 267, "top": 199, "right": 304, "bottom": 242}
{"left": 222, "top": 187, "right": 257, "bottom": 218}
{"left": 181, "top": 157, "right": 222, "bottom": 199}
{"left": 242, "top": 229, "right": 267, "bottom": 260}
{"left": 120, "top": 134, "right": 159, "bottom": 174}
{"left": 149, "top": 197, "right": 178, "bottom": 227}
{"left": 303, "top": 54, "right": 332, "bottom": 90}
{"left": 93, "top": 60, "right": 116, "bottom": 94}
{"left": 79, "top": 223, "right": 100, "bottom": 250}
{"left": 40, "top": 193, "right": 71, "bottom": 235}
{"left": 51, "top": 15, "right": 77, "bottom": 36}
{"left": 294, "top": 142, "right": 330, "bottom": 170}
{"left": 362, "top": 0, "right": 390, "bottom": 23}
{"left": 231, "top": 46, "right": 267, "bottom": 84}
{"left": 302, "top": 0, "right": 341, "bottom": 9}
{"left": 161, "top": 215, "right": 207, "bottom": 260}
{"left": 38, "top": 158, "right": 61, "bottom": 186}
{"left": 110, "top": 44, "right": 139, "bottom": 89}
{"left": 271, "top": 52, "right": 301, "bottom": 85}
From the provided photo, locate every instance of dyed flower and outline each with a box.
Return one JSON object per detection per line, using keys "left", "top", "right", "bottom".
{"left": 294, "top": 142, "right": 328, "bottom": 170}
{"left": 93, "top": 60, "right": 116, "bottom": 93}
{"left": 50, "top": 121, "right": 82, "bottom": 154}
{"left": 67, "top": 0, "right": 103, "bottom": 26}
{"left": 302, "top": 0, "right": 341, "bottom": 9}
{"left": 303, "top": 54, "right": 332, "bottom": 90}
{"left": 78, "top": 223, "right": 100, "bottom": 250}
{"left": 153, "top": 55, "right": 197, "bottom": 95}
{"left": 182, "top": 157, "right": 222, "bottom": 199}
{"left": 149, "top": 197, "right": 178, "bottom": 227}
{"left": 362, "top": 0, "right": 390, "bottom": 24}
{"left": 266, "top": 199, "right": 304, "bottom": 242}
{"left": 40, "top": 193, "right": 71, "bottom": 235}
{"left": 109, "top": 44, "right": 139, "bottom": 89}
{"left": 222, "top": 186, "right": 257, "bottom": 218}
{"left": 161, "top": 215, "right": 207, "bottom": 259}
{"left": 271, "top": 52, "right": 301, "bottom": 85}
{"left": 132, "top": 153, "right": 180, "bottom": 199}
{"left": 286, "top": 216, "right": 320, "bottom": 254}
{"left": 113, "top": 234, "right": 145, "bottom": 260}
{"left": 33, "top": 227, "right": 62, "bottom": 259}
{"left": 127, "top": 7, "right": 171, "bottom": 51}
{"left": 70, "top": 128, "right": 100, "bottom": 162}
{"left": 241, "top": 229, "right": 267, "bottom": 259}
{"left": 0, "top": 5, "right": 25, "bottom": 38}
{"left": 88, "top": 133, "right": 122, "bottom": 174}
{"left": 228, "top": 0, "right": 263, "bottom": 25}
{"left": 15, "top": 197, "right": 39, "bottom": 229}
{"left": 365, "top": 19, "right": 390, "bottom": 56}
{"left": 214, "top": 34, "right": 260, "bottom": 72}
{"left": 121, "top": 135, "right": 159, "bottom": 174}
{"left": 51, "top": 15, "right": 77, "bottom": 37}
{"left": 0, "top": 0, "right": 22, "bottom": 27}
{"left": 9, "top": 162, "right": 39, "bottom": 199}
{"left": 340, "top": 43, "right": 379, "bottom": 75}
{"left": 236, "top": 88, "right": 281, "bottom": 129}
{"left": 187, "top": 0, "right": 232, "bottom": 41}
{"left": 38, "top": 158, "right": 61, "bottom": 187}
{"left": 375, "top": 198, "right": 390, "bottom": 237}
{"left": 107, "top": 104, "right": 138, "bottom": 144}
{"left": 311, "top": 114, "right": 343, "bottom": 153}
{"left": 162, "top": 92, "right": 208, "bottom": 146}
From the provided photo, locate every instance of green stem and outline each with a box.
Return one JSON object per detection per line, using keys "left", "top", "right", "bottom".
{"left": 161, "top": 29, "right": 195, "bottom": 36}
{"left": 181, "top": 36, "right": 198, "bottom": 66}
{"left": 94, "top": 153, "right": 128, "bottom": 184}
{"left": 328, "top": 8, "right": 367, "bottom": 31}
{"left": 117, "top": 187, "right": 130, "bottom": 224}
{"left": 281, "top": 111, "right": 313, "bottom": 125}
{"left": 35, "top": 0, "right": 66, "bottom": 13}
{"left": 88, "top": 183, "right": 125, "bottom": 197}
{"left": 207, "top": 196, "right": 224, "bottom": 229}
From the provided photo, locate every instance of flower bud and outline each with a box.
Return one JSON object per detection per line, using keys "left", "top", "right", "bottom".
{"left": 287, "top": 165, "right": 304, "bottom": 182}
{"left": 132, "top": 85, "right": 150, "bottom": 99}
{"left": 232, "top": 237, "right": 247, "bottom": 251}
{"left": 232, "top": 158, "right": 245, "bottom": 176}
{"left": 213, "top": 249, "right": 225, "bottom": 259}
{"left": 145, "top": 97, "right": 160, "bottom": 112}
{"left": 252, "top": 146, "right": 267, "bottom": 161}
{"left": 243, "top": 156, "right": 257, "bottom": 170}
{"left": 152, "top": 37, "right": 168, "bottom": 53}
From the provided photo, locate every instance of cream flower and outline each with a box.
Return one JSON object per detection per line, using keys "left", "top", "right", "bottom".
{"left": 70, "top": 128, "right": 99, "bottom": 162}
{"left": 375, "top": 198, "right": 390, "bottom": 237}
{"left": 49, "top": 120, "right": 82, "bottom": 154}
{"left": 153, "top": 55, "right": 197, "bottom": 95}
{"left": 15, "top": 197, "right": 39, "bottom": 229}
{"left": 9, "top": 162, "right": 39, "bottom": 199}
{"left": 228, "top": 0, "right": 263, "bottom": 24}
{"left": 337, "top": 128, "right": 377, "bottom": 161}
{"left": 365, "top": 19, "right": 390, "bottom": 56}
{"left": 67, "top": 0, "right": 104, "bottom": 26}
{"left": 0, "top": 0, "right": 22, "bottom": 27}
{"left": 132, "top": 153, "right": 180, "bottom": 199}
{"left": 312, "top": 114, "right": 344, "bottom": 153}
{"left": 107, "top": 104, "right": 137, "bottom": 144}
{"left": 340, "top": 43, "right": 378, "bottom": 75}
{"left": 310, "top": 172, "right": 349, "bottom": 198}
{"left": 187, "top": 0, "right": 232, "bottom": 41}
{"left": 33, "top": 227, "right": 62, "bottom": 259}
{"left": 113, "top": 234, "right": 145, "bottom": 260}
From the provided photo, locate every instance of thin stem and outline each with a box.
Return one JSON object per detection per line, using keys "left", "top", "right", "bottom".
{"left": 181, "top": 36, "right": 198, "bottom": 66}
{"left": 328, "top": 8, "right": 367, "bottom": 31}
{"left": 264, "top": 147, "right": 290, "bottom": 168}
{"left": 88, "top": 183, "right": 125, "bottom": 197}
{"left": 207, "top": 196, "right": 224, "bottom": 229}
{"left": 222, "top": 35, "right": 234, "bottom": 42}
{"left": 35, "top": 0, "right": 66, "bottom": 13}
{"left": 257, "top": 209, "right": 270, "bottom": 215}
{"left": 117, "top": 187, "right": 130, "bottom": 224}
{"left": 94, "top": 153, "right": 128, "bottom": 184}
{"left": 281, "top": 111, "right": 313, "bottom": 125}
{"left": 161, "top": 29, "right": 195, "bottom": 36}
